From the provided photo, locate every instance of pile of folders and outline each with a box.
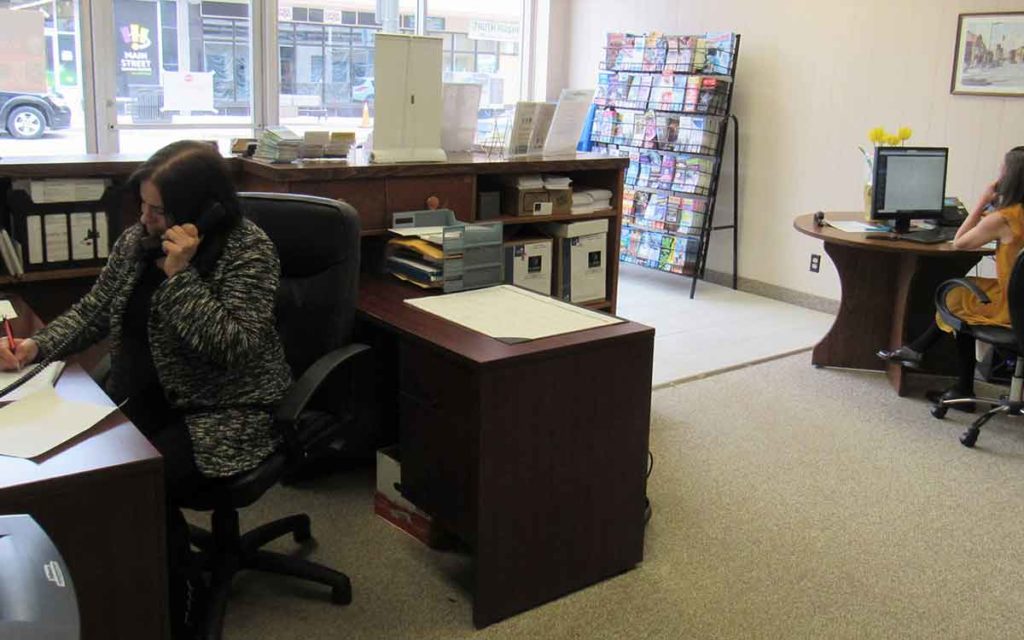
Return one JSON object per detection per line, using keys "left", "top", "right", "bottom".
{"left": 385, "top": 236, "right": 443, "bottom": 288}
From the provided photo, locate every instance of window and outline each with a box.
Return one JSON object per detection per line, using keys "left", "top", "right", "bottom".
{"left": 111, "top": 0, "right": 254, "bottom": 154}
{"left": 0, "top": 0, "right": 86, "bottom": 155}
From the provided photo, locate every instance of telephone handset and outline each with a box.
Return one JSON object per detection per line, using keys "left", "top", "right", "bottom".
{"left": 139, "top": 200, "right": 228, "bottom": 262}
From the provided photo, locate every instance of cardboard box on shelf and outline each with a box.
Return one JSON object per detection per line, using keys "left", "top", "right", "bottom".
{"left": 546, "top": 187, "right": 573, "bottom": 215}
{"left": 504, "top": 237, "right": 553, "bottom": 295}
{"left": 539, "top": 219, "right": 609, "bottom": 304}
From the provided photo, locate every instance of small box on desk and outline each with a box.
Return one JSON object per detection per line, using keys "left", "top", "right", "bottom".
{"left": 501, "top": 186, "right": 549, "bottom": 217}
{"left": 374, "top": 446, "right": 439, "bottom": 546}
{"left": 539, "top": 219, "right": 609, "bottom": 304}
{"left": 503, "top": 237, "right": 553, "bottom": 295}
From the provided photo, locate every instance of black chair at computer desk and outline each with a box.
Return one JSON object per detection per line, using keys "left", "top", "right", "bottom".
{"left": 183, "top": 192, "right": 368, "bottom": 640}
{"left": 930, "top": 250, "right": 1024, "bottom": 447}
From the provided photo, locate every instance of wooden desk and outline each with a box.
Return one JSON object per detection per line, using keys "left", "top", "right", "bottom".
{"left": 0, "top": 152, "right": 628, "bottom": 316}
{"left": 358, "top": 275, "right": 654, "bottom": 627}
{"left": 794, "top": 212, "right": 990, "bottom": 394}
{"left": 0, "top": 298, "right": 167, "bottom": 640}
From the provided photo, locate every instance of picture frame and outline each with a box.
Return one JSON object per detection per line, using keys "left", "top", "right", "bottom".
{"left": 950, "top": 11, "right": 1024, "bottom": 97}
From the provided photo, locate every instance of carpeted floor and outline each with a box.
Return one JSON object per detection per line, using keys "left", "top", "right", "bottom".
{"left": 615, "top": 264, "right": 835, "bottom": 386}
{"left": 207, "top": 353, "right": 1024, "bottom": 640}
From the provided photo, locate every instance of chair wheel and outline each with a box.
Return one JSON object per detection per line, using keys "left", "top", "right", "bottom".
{"left": 331, "top": 579, "right": 352, "bottom": 605}
{"left": 931, "top": 404, "right": 948, "bottom": 419}
{"left": 960, "top": 428, "right": 979, "bottom": 448}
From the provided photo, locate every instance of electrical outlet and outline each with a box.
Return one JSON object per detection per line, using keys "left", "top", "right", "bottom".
{"left": 809, "top": 254, "right": 821, "bottom": 273}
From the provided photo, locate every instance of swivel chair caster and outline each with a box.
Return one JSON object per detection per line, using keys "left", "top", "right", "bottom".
{"left": 960, "top": 427, "right": 979, "bottom": 448}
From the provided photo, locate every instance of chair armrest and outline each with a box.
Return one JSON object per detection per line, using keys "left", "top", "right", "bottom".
{"left": 935, "top": 278, "right": 990, "bottom": 332}
{"left": 274, "top": 343, "right": 372, "bottom": 441}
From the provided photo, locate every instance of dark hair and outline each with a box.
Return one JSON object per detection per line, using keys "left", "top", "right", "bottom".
{"left": 128, "top": 140, "right": 242, "bottom": 274}
{"left": 996, "top": 146, "right": 1024, "bottom": 209}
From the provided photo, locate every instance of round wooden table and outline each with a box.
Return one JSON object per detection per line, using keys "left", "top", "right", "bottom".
{"left": 794, "top": 212, "right": 991, "bottom": 395}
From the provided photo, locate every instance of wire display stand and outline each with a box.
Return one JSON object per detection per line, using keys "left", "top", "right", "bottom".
{"left": 589, "top": 32, "right": 740, "bottom": 298}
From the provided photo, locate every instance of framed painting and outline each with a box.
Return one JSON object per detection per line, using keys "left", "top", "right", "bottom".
{"left": 951, "top": 12, "right": 1024, "bottom": 96}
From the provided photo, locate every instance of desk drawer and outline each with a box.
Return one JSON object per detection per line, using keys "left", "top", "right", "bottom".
{"left": 295, "top": 180, "right": 389, "bottom": 231}
{"left": 386, "top": 176, "right": 474, "bottom": 221}
{"left": 398, "top": 341, "right": 479, "bottom": 541}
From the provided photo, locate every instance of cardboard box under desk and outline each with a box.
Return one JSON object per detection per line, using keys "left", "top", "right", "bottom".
{"left": 374, "top": 446, "right": 438, "bottom": 546}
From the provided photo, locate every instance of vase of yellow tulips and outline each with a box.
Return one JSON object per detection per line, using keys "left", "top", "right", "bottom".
{"left": 860, "top": 126, "right": 912, "bottom": 219}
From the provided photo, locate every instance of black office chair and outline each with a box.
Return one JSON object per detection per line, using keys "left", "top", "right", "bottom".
{"left": 929, "top": 250, "right": 1024, "bottom": 447}
{"left": 183, "top": 192, "right": 368, "bottom": 640}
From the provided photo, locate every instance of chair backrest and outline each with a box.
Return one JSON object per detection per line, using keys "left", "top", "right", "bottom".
{"left": 1009, "top": 248, "right": 1024, "bottom": 351}
{"left": 239, "top": 193, "right": 361, "bottom": 376}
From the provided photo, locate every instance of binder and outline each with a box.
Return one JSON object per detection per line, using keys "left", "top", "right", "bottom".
{"left": 4, "top": 180, "right": 117, "bottom": 272}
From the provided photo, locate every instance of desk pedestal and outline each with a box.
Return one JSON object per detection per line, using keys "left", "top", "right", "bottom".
{"left": 815, "top": 241, "right": 981, "bottom": 394}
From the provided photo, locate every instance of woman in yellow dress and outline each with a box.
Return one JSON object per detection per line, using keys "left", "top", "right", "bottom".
{"left": 878, "top": 146, "right": 1024, "bottom": 410}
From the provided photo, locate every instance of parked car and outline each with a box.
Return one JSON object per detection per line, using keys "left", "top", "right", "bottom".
{"left": 0, "top": 91, "right": 72, "bottom": 139}
{"left": 352, "top": 78, "right": 374, "bottom": 103}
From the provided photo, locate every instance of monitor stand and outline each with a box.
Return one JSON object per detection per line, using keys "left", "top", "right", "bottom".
{"left": 891, "top": 218, "right": 912, "bottom": 235}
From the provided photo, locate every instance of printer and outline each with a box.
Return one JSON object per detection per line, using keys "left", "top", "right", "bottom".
{"left": 0, "top": 514, "right": 80, "bottom": 640}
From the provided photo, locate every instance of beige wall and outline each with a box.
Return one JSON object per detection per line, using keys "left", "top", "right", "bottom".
{"left": 561, "top": 0, "right": 1024, "bottom": 300}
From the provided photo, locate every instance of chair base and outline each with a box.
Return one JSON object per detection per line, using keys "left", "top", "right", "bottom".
{"left": 929, "top": 356, "right": 1024, "bottom": 448}
{"left": 190, "top": 510, "right": 351, "bottom": 640}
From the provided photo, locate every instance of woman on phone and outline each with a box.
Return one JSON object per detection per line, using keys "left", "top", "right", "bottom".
{"left": 0, "top": 140, "right": 292, "bottom": 639}
{"left": 877, "top": 146, "right": 1024, "bottom": 408}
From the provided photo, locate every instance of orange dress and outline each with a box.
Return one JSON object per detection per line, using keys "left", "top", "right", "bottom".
{"left": 937, "top": 204, "right": 1024, "bottom": 332}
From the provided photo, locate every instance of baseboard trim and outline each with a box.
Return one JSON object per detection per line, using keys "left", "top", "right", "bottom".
{"left": 702, "top": 269, "right": 839, "bottom": 314}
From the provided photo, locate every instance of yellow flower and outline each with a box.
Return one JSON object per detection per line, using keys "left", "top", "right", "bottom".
{"left": 868, "top": 127, "right": 886, "bottom": 144}
{"left": 885, "top": 134, "right": 901, "bottom": 146}
{"left": 898, "top": 126, "right": 912, "bottom": 142}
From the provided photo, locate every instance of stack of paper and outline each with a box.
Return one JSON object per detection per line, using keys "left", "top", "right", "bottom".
{"left": 517, "top": 175, "right": 545, "bottom": 189}
{"left": 571, "top": 188, "right": 614, "bottom": 214}
{"left": 385, "top": 235, "right": 444, "bottom": 289}
{"left": 0, "top": 385, "right": 115, "bottom": 459}
{"left": 326, "top": 131, "right": 355, "bottom": 157}
{"left": 254, "top": 127, "right": 302, "bottom": 163}
{"left": 542, "top": 175, "right": 573, "bottom": 189}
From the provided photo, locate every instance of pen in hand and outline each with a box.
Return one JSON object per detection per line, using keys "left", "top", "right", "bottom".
{"left": 3, "top": 316, "right": 17, "bottom": 370}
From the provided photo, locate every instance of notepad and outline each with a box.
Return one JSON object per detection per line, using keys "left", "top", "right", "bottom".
{"left": 405, "top": 285, "right": 623, "bottom": 341}
{"left": 0, "top": 361, "right": 66, "bottom": 402}
{"left": 0, "top": 385, "right": 115, "bottom": 459}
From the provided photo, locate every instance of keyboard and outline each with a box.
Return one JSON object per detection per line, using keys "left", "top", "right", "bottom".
{"left": 899, "top": 227, "right": 958, "bottom": 244}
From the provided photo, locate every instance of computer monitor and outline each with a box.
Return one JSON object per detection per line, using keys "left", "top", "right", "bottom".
{"left": 871, "top": 146, "right": 948, "bottom": 233}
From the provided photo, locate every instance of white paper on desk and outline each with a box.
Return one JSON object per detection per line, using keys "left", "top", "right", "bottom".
{"left": 825, "top": 220, "right": 888, "bottom": 233}
{"left": 0, "top": 301, "right": 17, "bottom": 320}
{"left": 0, "top": 362, "right": 66, "bottom": 402}
{"left": 0, "top": 386, "right": 115, "bottom": 459}
{"left": 542, "top": 89, "right": 596, "bottom": 157}
{"left": 405, "top": 285, "right": 622, "bottom": 341}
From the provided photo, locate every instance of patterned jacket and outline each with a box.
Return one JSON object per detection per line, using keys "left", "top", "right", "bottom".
{"left": 33, "top": 219, "right": 293, "bottom": 478}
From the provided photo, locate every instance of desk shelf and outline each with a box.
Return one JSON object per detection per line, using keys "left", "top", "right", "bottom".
{"left": 0, "top": 266, "right": 103, "bottom": 285}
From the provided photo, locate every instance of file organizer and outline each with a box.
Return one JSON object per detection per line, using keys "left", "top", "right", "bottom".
{"left": 390, "top": 209, "right": 503, "bottom": 293}
{"left": 4, "top": 181, "right": 120, "bottom": 272}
